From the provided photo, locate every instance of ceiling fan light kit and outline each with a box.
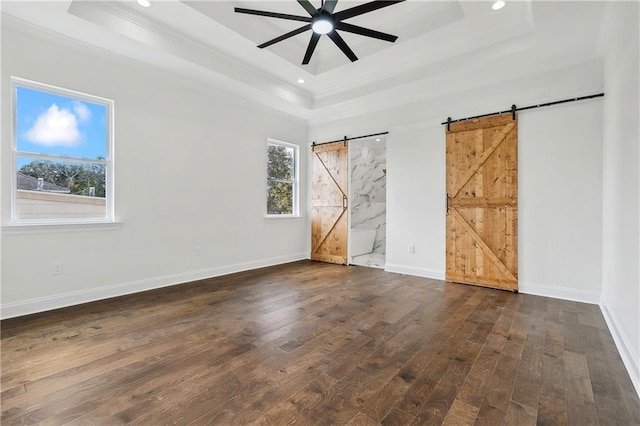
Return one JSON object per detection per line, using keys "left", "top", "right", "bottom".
{"left": 312, "top": 15, "right": 334, "bottom": 34}
{"left": 234, "top": 0, "right": 406, "bottom": 65}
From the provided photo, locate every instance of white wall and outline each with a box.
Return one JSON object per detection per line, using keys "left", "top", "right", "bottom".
{"left": 518, "top": 101, "right": 603, "bottom": 301}
{"left": 385, "top": 124, "right": 445, "bottom": 279}
{"left": 310, "top": 60, "right": 605, "bottom": 304}
{"left": 601, "top": 0, "right": 640, "bottom": 396}
{"left": 1, "top": 26, "right": 309, "bottom": 318}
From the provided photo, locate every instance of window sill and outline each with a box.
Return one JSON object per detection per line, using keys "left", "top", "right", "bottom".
{"left": 264, "top": 215, "right": 303, "bottom": 221}
{"left": 2, "top": 221, "right": 122, "bottom": 235}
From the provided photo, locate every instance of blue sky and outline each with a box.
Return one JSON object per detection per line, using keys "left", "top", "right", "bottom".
{"left": 16, "top": 86, "right": 107, "bottom": 164}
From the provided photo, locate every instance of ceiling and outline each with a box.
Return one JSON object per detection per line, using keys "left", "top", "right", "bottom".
{"left": 1, "top": 1, "right": 610, "bottom": 123}
{"left": 183, "top": 1, "right": 465, "bottom": 75}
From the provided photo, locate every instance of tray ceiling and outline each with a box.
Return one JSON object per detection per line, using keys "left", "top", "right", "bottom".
{"left": 0, "top": 1, "right": 610, "bottom": 122}
{"left": 183, "top": 1, "right": 465, "bottom": 75}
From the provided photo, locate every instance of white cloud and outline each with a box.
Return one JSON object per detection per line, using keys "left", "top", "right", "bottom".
{"left": 24, "top": 104, "right": 81, "bottom": 146}
{"left": 73, "top": 101, "right": 91, "bottom": 122}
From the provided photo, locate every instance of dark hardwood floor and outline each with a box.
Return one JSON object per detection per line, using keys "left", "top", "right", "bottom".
{"left": 2, "top": 260, "right": 639, "bottom": 425}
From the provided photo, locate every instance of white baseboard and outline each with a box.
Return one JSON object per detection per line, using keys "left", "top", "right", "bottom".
{"left": 1, "top": 252, "right": 308, "bottom": 320}
{"left": 382, "top": 269, "right": 601, "bottom": 305}
{"left": 384, "top": 264, "right": 445, "bottom": 280}
{"left": 518, "top": 281, "right": 600, "bottom": 304}
{"left": 600, "top": 303, "right": 640, "bottom": 399}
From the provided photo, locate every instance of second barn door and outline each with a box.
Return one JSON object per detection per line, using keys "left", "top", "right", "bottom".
{"left": 446, "top": 113, "right": 518, "bottom": 291}
{"left": 311, "top": 141, "right": 348, "bottom": 264}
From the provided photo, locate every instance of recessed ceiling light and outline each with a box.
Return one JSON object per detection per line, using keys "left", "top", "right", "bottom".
{"left": 376, "top": 138, "right": 381, "bottom": 142}
{"left": 137, "top": 0, "right": 151, "bottom": 7}
{"left": 492, "top": 0, "right": 505, "bottom": 10}
{"left": 297, "top": 78, "right": 305, "bottom": 84}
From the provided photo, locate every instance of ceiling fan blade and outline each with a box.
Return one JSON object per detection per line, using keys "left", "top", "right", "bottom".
{"left": 334, "top": 22, "right": 398, "bottom": 42}
{"left": 302, "top": 32, "right": 321, "bottom": 64}
{"left": 327, "top": 31, "right": 358, "bottom": 62}
{"left": 322, "top": 0, "right": 338, "bottom": 14}
{"left": 258, "top": 24, "right": 312, "bottom": 49}
{"left": 234, "top": 8, "right": 311, "bottom": 23}
{"left": 297, "top": 0, "right": 318, "bottom": 16}
{"left": 333, "top": 0, "right": 405, "bottom": 21}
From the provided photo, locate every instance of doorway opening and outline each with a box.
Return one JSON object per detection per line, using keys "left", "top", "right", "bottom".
{"left": 349, "top": 137, "right": 386, "bottom": 268}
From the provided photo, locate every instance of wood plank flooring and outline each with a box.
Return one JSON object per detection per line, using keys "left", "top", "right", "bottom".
{"left": 2, "top": 260, "right": 639, "bottom": 425}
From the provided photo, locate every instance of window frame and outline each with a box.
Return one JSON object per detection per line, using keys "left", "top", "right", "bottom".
{"left": 10, "top": 77, "right": 115, "bottom": 226}
{"left": 266, "top": 138, "right": 299, "bottom": 218}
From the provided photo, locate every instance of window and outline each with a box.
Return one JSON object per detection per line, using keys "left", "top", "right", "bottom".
{"left": 266, "top": 139, "right": 298, "bottom": 216}
{"left": 11, "top": 77, "right": 114, "bottom": 224}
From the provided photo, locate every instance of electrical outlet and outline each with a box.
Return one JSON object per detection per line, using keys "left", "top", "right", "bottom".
{"left": 52, "top": 262, "right": 63, "bottom": 275}
{"left": 408, "top": 245, "right": 415, "bottom": 254}
{"left": 194, "top": 246, "right": 201, "bottom": 256}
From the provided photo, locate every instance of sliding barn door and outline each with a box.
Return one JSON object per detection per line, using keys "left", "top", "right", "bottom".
{"left": 311, "top": 142, "right": 348, "bottom": 264}
{"left": 446, "top": 113, "right": 518, "bottom": 291}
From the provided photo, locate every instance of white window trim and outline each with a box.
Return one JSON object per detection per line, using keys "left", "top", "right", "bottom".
{"left": 9, "top": 77, "right": 115, "bottom": 227}
{"left": 2, "top": 222, "right": 122, "bottom": 235}
{"left": 265, "top": 138, "right": 300, "bottom": 218}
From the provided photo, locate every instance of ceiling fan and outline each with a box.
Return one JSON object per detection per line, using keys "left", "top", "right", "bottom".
{"left": 234, "top": 0, "right": 406, "bottom": 65}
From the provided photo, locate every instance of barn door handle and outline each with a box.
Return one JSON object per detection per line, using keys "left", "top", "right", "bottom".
{"left": 343, "top": 195, "right": 348, "bottom": 210}
{"left": 446, "top": 193, "right": 449, "bottom": 213}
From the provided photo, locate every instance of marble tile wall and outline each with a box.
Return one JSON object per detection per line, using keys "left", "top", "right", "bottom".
{"left": 351, "top": 139, "right": 386, "bottom": 255}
